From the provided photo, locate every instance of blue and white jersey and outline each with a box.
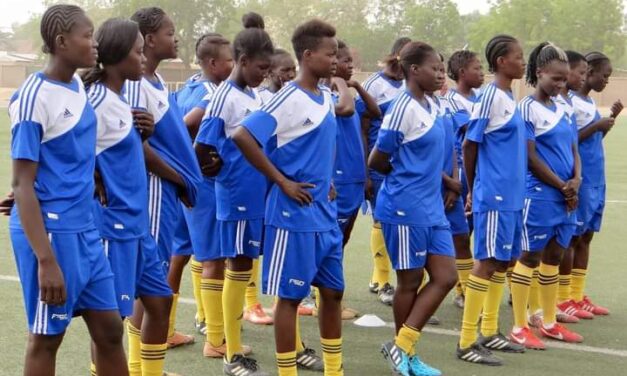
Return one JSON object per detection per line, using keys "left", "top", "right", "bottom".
{"left": 9, "top": 72, "right": 97, "bottom": 232}
{"left": 175, "top": 73, "right": 216, "bottom": 118}
{"left": 432, "top": 95, "right": 456, "bottom": 179}
{"left": 360, "top": 71, "right": 404, "bottom": 180}
{"left": 87, "top": 82, "right": 149, "bottom": 240}
{"left": 257, "top": 86, "right": 275, "bottom": 104}
{"left": 124, "top": 74, "right": 202, "bottom": 205}
{"left": 196, "top": 80, "right": 265, "bottom": 221}
{"left": 446, "top": 88, "right": 479, "bottom": 167}
{"left": 333, "top": 94, "right": 366, "bottom": 184}
{"left": 373, "top": 91, "right": 446, "bottom": 226}
{"left": 519, "top": 96, "right": 576, "bottom": 201}
{"left": 465, "top": 83, "right": 526, "bottom": 212}
{"left": 241, "top": 82, "right": 337, "bottom": 232}
{"left": 571, "top": 91, "right": 604, "bottom": 187}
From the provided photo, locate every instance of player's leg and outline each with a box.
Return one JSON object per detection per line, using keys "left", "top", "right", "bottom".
{"left": 244, "top": 256, "right": 274, "bottom": 325}
{"left": 448, "top": 198, "right": 472, "bottom": 308}
{"left": 369, "top": 179, "right": 394, "bottom": 305}
{"left": 24, "top": 333, "right": 65, "bottom": 376}
{"left": 82, "top": 310, "right": 128, "bottom": 376}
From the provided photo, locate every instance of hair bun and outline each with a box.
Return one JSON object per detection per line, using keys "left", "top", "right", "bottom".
{"left": 242, "top": 12, "right": 265, "bottom": 29}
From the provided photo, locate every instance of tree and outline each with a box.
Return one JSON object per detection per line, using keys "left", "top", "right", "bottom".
{"left": 403, "top": 0, "right": 465, "bottom": 57}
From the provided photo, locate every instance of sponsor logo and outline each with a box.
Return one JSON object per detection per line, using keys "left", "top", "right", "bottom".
{"left": 157, "top": 101, "right": 166, "bottom": 109}
{"left": 282, "top": 211, "right": 291, "bottom": 217}
{"left": 248, "top": 240, "right": 261, "bottom": 248}
{"left": 114, "top": 223, "right": 125, "bottom": 230}
{"left": 121, "top": 295, "right": 131, "bottom": 301}
{"left": 396, "top": 210, "right": 406, "bottom": 216}
{"left": 63, "top": 108, "right": 73, "bottom": 118}
{"left": 415, "top": 251, "right": 427, "bottom": 257}
{"left": 503, "top": 244, "right": 513, "bottom": 250}
{"left": 119, "top": 119, "right": 127, "bottom": 128}
{"left": 495, "top": 195, "right": 504, "bottom": 201}
{"left": 534, "top": 234, "right": 548, "bottom": 240}
{"left": 303, "top": 118, "right": 314, "bottom": 127}
{"left": 289, "top": 278, "right": 305, "bottom": 287}
{"left": 47, "top": 212, "right": 59, "bottom": 220}
{"left": 237, "top": 206, "right": 247, "bottom": 212}
{"left": 51, "top": 313, "right": 68, "bottom": 321}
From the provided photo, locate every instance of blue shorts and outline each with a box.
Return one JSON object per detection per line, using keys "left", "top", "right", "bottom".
{"left": 522, "top": 198, "right": 577, "bottom": 252}
{"left": 576, "top": 185, "right": 605, "bottom": 235}
{"left": 336, "top": 182, "right": 365, "bottom": 219}
{"left": 262, "top": 226, "right": 344, "bottom": 299}
{"left": 104, "top": 235, "right": 172, "bottom": 317}
{"left": 148, "top": 174, "right": 180, "bottom": 272}
{"left": 220, "top": 219, "right": 263, "bottom": 259}
{"left": 473, "top": 210, "right": 523, "bottom": 262}
{"left": 445, "top": 196, "right": 469, "bottom": 235}
{"left": 185, "top": 178, "right": 221, "bottom": 262}
{"left": 172, "top": 205, "right": 194, "bottom": 257}
{"left": 381, "top": 222, "right": 454, "bottom": 270}
{"left": 11, "top": 228, "right": 118, "bottom": 335}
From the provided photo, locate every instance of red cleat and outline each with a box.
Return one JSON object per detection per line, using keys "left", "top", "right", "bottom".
{"left": 579, "top": 296, "right": 610, "bottom": 316}
{"left": 559, "top": 300, "right": 594, "bottom": 320}
{"left": 509, "top": 327, "right": 546, "bottom": 350}
{"left": 540, "top": 323, "right": 583, "bottom": 343}
{"left": 556, "top": 301, "right": 580, "bottom": 323}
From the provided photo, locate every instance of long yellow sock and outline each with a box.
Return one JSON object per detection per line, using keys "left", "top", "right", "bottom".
{"left": 127, "top": 320, "right": 142, "bottom": 376}
{"left": 277, "top": 351, "right": 297, "bottom": 376}
{"left": 140, "top": 342, "right": 167, "bottom": 376}
{"left": 190, "top": 258, "right": 205, "bottom": 323}
{"left": 167, "top": 293, "right": 180, "bottom": 338}
{"left": 480, "top": 271, "right": 506, "bottom": 337}
{"left": 571, "top": 268, "right": 587, "bottom": 302}
{"left": 558, "top": 274, "right": 572, "bottom": 303}
{"left": 90, "top": 362, "right": 97, "bottom": 376}
{"left": 223, "top": 268, "right": 251, "bottom": 361}
{"left": 245, "top": 258, "right": 261, "bottom": 310}
{"left": 510, "top": 262, "right": 534, "bottom": 329}
{"left": 539, "top": 263, "right": 559, "bottom": 325}
{"left": 529, "top": 268, "right": 541, "bottom": 314}
{"left": 201, "top": 277, "right": 224, "bottom": 347}
{"left": 506, "top": 265, "right": 514, "bottom": 290}
{"left": 321, "top": 337, "right": 343, "bottom": 376}
{"left": 456, "top": 258, "right": 474, "bottom": 295}
{"left": 370, "top": 225, "right": 391, "bottom": 286}
{"left": 395, "top": 324, "right": 421, "bottom": 356}
{"left": 459, "top": 275, "right": 490, "bottom": 349}
{"left": 295, "top": 314, "right": 305, "bottom": 353}
{"left": 314, "top": 287, "right": 320, "bottom": 309}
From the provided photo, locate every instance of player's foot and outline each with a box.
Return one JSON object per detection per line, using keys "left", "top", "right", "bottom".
{"left": 163, "top": 372, "right": 181, "bottom": 376}
{"left": 298, "top": 296, "right": 316, "bottom": 316}
{"left": 195, "top": 317, "right": 207, "bottom": 335}
{"left": 579, "top": 296, "right": 610, "bottom": 316}
{"left": 479, "top": 332, "right": 525, "bottom": 353}
{"left": 452, "top": 294, "right": 465, "bottom": 309}
{"left": 244, "top": 303, "right": 274, "bottom": 325}
{"left": 540, "top": 323, "right": 583, "bottom": 343}
{"left": 456, "top": 343, "right": 502, "bottom": 366}
{"left": 223, "top": 354, "right": 268, "bottom": 376}
{"left": 380, "top": 341, "right": 411, "bottom": 376}
{"left": 427, "top": 315, "right": 441, "bottom": 325}
{"left": 204, "top": 341, "right": 252, "bottom": 358}
{"left": 369, "top": 281, "right": 380, "bottom": 294}
{"left": 167, "top": 331, "right": 195, "bottom": 349}
{"left": 296, "top": 347, "right": 324, "bottom": 372}
{"left": 528, "top": 311, "right": 544, "bottom": 328}
{"left": 378, "top": 283, "right": 395, "bottom": 306}
{"left": 559, "top": 300, "right": 594, "bottom": 320}
{"left": 509, "top": 327, "right": 546, "bottom": 350}
{"left": 408, "top": 354, "right": 441, "bottom": 376}
{"left": 556, "top": 302, "right": 580, "bottom": 324}
{"left": 341, "top": 306, "right": 360, "bottom": 320}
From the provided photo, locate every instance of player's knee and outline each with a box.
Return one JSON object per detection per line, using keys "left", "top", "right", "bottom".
{"left": 27, "top": 333, "right": 63, "bottom": 355}
{"left": 519, "top": 252, "right": 540, "bottom": 268}
{"left": 92, "top": 318, "right": 125, "bottom": 349}
{"left": 319, "top": 287, "right": 344, "bottom": 304}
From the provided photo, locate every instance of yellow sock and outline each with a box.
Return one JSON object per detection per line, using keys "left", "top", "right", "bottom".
{"left": 506, "top": 265, "right": 514, "bottom": 290}
{"left": 529, "top": 268, "right": 541, "bottom": 314}
{"left": 190, "top": 258, "right": 205, "bottom": 323}
{"left": 395, "top": 324, "right": 421, "bottom": 355}
{"left": 90, "top": 362, "right": 97, "bottom": 376}
{"left": 277, "top": 351, "right": 297, "bottom": 376}
{"left": 127, "top": 320, "right": 142, "bottom": 376}
{"left": 167, "top": 293, "right": 179, "bottom": 338}
{"left": 321, "top": 337, "right": 343, "bottom": 376}
{"left": 201, "top": 277, "right": 224, "bottom": 347}
{"left": 480, "top": 271, "right": 506, "bottom": 337}
{"left": 245, "top": 258, "right": 261, "bottom": 310}
{"left": 558, "top": 274, "right": 572, "bottom": 303}
{"left": 140, "top": 342, "right": 167, "bottom": 376}
{"left": 223, "top": 268, "right": 251, "bottom": 361}
{"left": 455, "top": 258, "right": 474, "bottom": 295}
{"left": 295, "top": 314, "right": 305, "bottom": 353}
{"left": 571, "top": 268, "right": 587, "bottom": 302}
{"left": 459, "top": 275, "right": 489, "bottom": 349}
{"left": 314, "top": 287, "right": 320, "bottom": 309}
{"left": 510, "top": 262, "right": 534, "bottom": 329}
{"left": 539, "top": 263, "right": 559, "bottom": 325}
{"left": 370, "top": 225, "right": 391, "bottom": 286}
{"left": 417, "top": 271, "right": 428, "bottom": 293}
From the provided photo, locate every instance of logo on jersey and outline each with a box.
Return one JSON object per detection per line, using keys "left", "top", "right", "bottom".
{"left": 418, "top": 122, "right": 427, "bottom": 130}
{"left": 119, "top": 119, "right": 127, "bottom": 129}
{"left": 303, "top": 118, "right": 314, "bottom": 127}
{"left": 157, "top": 101, "right": 166, "bottom": 109}
{"left": 121, "top": 295, "right": 131, "bottom": 301}
{"left": 237, "top": 206, "right": 247, "bottom": 212}
{"left": 63, "top": 108, "right": 73, "bottom": 118}
{"left": 504, "top": 109, "right": 511, "bottom": 116}
{"left": 533, "top": 234, "right": 548, "bottom": 240}
{"left": 248, "top": 240, "right": 261, "bottom": 248}
{"left": 282, "top": 211, "right": 291, "bottom": 218}
{"left": 503, "top": 244, "right": 513, "bottom": 250}
{"left": 415, "top": 251, "right": 427, "bottom": 257}
{"left": 51, "top": 313, "right": 69, "bottom": 321}
{"left": 245, "top": 108, "right": 252, "bottom": 116}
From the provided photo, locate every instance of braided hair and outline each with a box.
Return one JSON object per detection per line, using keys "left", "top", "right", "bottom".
{"left": 585, "top": 51, "right": 610, "bottom": 72}
{"left": 131, "top": 7, "right": 166, "bottom": 37}
{"left": 40, "top": 4, "right": 86, "bottom": 54}
{"left": 485, "top": 34, "right": 518, "bottom": 73}
{"left": 565, "top": 50, "right": 586, "bottom": 68}
{"left": 447, "top": 50, "right": 477, "bottom": 81}
{"left": 526, "top": 42, "right": 568, "bottom": 87}
{"left": 195, "top": 32, "right": 229, "bottom": 62}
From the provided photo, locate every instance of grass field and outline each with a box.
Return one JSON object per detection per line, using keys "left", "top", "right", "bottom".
{"left": 1, "top": 111, "right": 627, "bottom": 376}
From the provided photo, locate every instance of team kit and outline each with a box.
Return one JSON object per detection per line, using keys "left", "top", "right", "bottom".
{"left": 5, "top": 3, "right": 621, "bottom": 376}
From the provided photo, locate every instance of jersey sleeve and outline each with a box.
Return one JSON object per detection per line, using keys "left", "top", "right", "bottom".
{"left": 124, "top": 80, "right": 147, "bottom": 110}
{"left": 240, "top": 110, "right": 277, "bottom": 147}
{"left": 465, "top": 85, "right": 496, "bottom": 143}
{"left": 9, "top": 88, "right": 46, "bottom": 162}
{"left": 196, "top": 116, "right": 225, "bottom": 147}
{"left": 375, "top": 95, "right": 410, "bottom": 154}
{"left": 519, "top": 99, "right": 536, "bottom": 141}
{"left": 355, "top": 97, "right": 366, "bottom": 117}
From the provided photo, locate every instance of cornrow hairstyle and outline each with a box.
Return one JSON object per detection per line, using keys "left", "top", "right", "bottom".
{"left": 585, "top": 51, "right": 610, "bottom": 72}
{"left": 447, "top": 50, "right": 477, "bottom": 81}
{"left": 485, "top": 34, "right": 518, "bottom": 73}
{"left": 131, "top": 7, "right": 166, "bottom": 37}
{"left": 382, "top": 37, "right": 411, "bottom": 68}
{"left": 82, "top": 18, "right": 140, "bottom": 87}
{"left": 399, "top": 41, "right": 435, "bottom": 79}
{"left": 242, "top": 12, "right": 265, "bottom": 29}
{"left": 232, "top": 26, "right": 274, "bottom": 61}
{"left": 40, "top": 4, "right": 86, "bottom": 54}
{"left": 291, "top": 19, "right": 336, "bottom": 61}
{"left": 525, "top": 42, "right": 568, "bottom": 87}
{"left": 565, "top": 50, "right": 586, "bottom": 68}
{"left": 195, "top": 32, "right": 229, "bottom": 61}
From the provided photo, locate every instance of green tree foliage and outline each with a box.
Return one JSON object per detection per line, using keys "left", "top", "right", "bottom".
{"left": 403, "top": 0, "right": 465, "bottom": 57}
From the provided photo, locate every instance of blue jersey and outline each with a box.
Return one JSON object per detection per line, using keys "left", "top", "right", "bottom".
{"left": 241, "top": 82, "right": 337, "bottom": 232}
{"left": 433, "top": 96, "right": 455, "bottom": 178}
{"left": 9, "top": 72, "right": 97, "bottom": 232}
{"left": 360, "top": 72, "right": 404, "bottom": 181}
{"left": 446, "top": 89, "right": 479, "bottom": 167}
{"left": 175, "top": 73, "right": 216, "bottom": 119}
{"left": 374, "top": 91, "right": 446, "bottom": 226}
{"left": 196, "top": 80, "right": 265, "bottom": 221}
{"left": 88, "top": 83, "right": 149, "bottom": 240}
{"left": 571, "top": 92, "right": 604, "bottom": 187}
{"left": 124, "top": 75, "right": 202, "bottom": 205}
{"left": 465, "top": 83, "right": 526, "bottom": 212}
{"left": 258, "top": 86, "right": 275, "bottom": 104}
{"left": 333, "top": 94, "right": 366, "bottom": 184}
{"left": 520, "top": 96, "right": 576, "bottom": 201}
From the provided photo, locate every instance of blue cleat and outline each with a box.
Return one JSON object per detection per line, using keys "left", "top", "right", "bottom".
{"left": 408, "top": 355, "right": 441, "bottom": 376}
{"left": 381, "top": 341, "right": 411, "bottom": 376}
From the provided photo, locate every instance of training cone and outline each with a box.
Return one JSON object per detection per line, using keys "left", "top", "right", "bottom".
{"left": 353, "top": 314, "right": 386, "bottom": 327}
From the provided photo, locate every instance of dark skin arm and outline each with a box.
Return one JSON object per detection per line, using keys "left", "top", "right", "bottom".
{"left": 360, "top": 115, "right": 374, "bottom": 200}
{"left": 183, "top": 107, "right": 205, "bottom": 140}
{"left": 142, "top": 143, "right": 192, "bottom": 207}
{"left": 348, "top": 81, "right": 382, "bottom": 118}
{"left": 442, "top": 150, "right": 462, "bottom": 210}
{"left": 578, "top": 117, "right": 614, "bottom": 142}
{"left": 232, "top": 127, "right": 314, "bottom": 205}
{"left": 194, "top": 142, "right": 222, "bottom": 177}
{"left": 0, "top": 191, "right": 14, "bottom": 216}
{"left": 332, "top": 77, "right": 355, "bottom": 117}
{"left": 462, "top": 140, "right": 478, "bottom": 213}
{"left": 564, "top": 142, "right": 582, "bottom": 212}
{"left": 94, "top": 169, "right": 107, "bottom": 206}
{"left": 368, "top": 147, "right": 392, "bottom": 175}
{"left": 12, "top": 160, "right": 66, "bottom": 306}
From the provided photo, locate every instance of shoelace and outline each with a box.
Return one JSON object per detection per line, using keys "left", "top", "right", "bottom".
{"left": 239, "top": 357, "right": 259, "bottom": 371}
{"left": 380, "top": 284, "right": 394, "bottom": 294}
